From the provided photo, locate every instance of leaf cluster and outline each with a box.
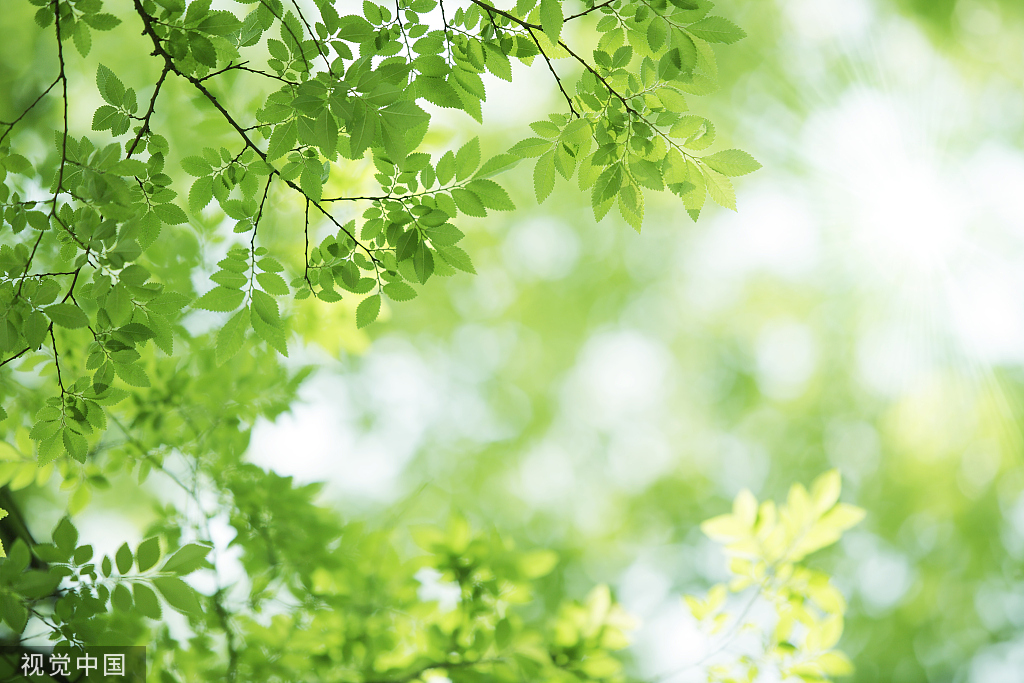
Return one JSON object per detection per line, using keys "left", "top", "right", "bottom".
{"left": 687, "top": 471, "right": 865, "bottom": 683}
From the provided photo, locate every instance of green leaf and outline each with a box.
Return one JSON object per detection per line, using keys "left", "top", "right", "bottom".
{"left": 413, "top": 244, "right": 434, "bottom": 284}
{"left": 436, "top": 245, "right": 475, "bottom": 274}
{"left": 44, "top": 303, "right": 89, "bottom": 329}
{"left": 347, "top": 102, "right": 378, "bottom": 159}
{"left": 451, "top": 188, "right": 487, "bottom": 217}
{"left": 657, "top": 87, "right": 688, "bottom": 114}
{"left": 819, "top": 503, "right": 867, "bottom": 531}
{"left": 198, "top": 10, "right": 242, "bottom": 35}
{"left": 73, "top": 21, "right": 92, "bottom": 57}
{"left": 425, "top": 223, "right": 464, "bottom": 246}
{"left": 153, "top": 576, "right": 203, "bottom": 615}
{"left": 216, "top": 308, "right": 250, "bottom": 364}
{"left": 703, "top": 167, "right": 736, "bottom": 210}
{"left": 539, "top": 0, "right": 563, "bottom": 45}
{"left": 52, "top": 517, "right": 78, "bottom": 552}
{"left": 96, "top": 64, "right": 125, "bottom": 107}
{"left": 181, "top": 156, "right": 213, "bottom": 176}
{"left": 356, "top": 294, "right": 381, "bottom": 328}
{"left": 250, "top": 289, "right": 282, "bottom": 326}
{"left": 154, "top": 203, "right": 189, "bottom": 224}
{"left": 189, "top": 32, "right": 218, "bottom": 67}
{"left": 256, "top": 272, "right": 289, "bottom": 296}
{"left": 162, "top": 543, "right": 213, "bottom": 575}
{"left": 380, "top": 100, "right": 429, "bottom": 158}
{"left": 681, "top": 158, "right": 706, "bottom": 220}
{"left": 133, "top": 583, "right": 162, "bottom": 619}
{"left": 476, "top": 153, "right": 521, "bottom": 178}
{"left": 251, "top": 305, "right": 289, "bottom": 355}
{"left": 24, "top": 311, "right": 48, "bottom": 349}
{"left": 267, "top": 119, "right": 298, "bottom": 161}
{"left": 0, "top": 594, "right": 28, "bottom": 633}
{"left": 194, "top": 286, "right": 245, "bottom": 312}
{"left": 496, "top": 617, "right": 512, "bottom": 649}
{"left": 2, "top": 153, "right": 32, "bottom": 174}
{"left": 467, "top": 179, "right": 515, "bottom": 210}
{"left": 686, "top": 16, "right": 747, "bottom": 44}
{"left": 62, "top": 428, "right": 88, "bottom": 463}
{"left": 416, "top": 75, "right": 464, "bottom": 109}
{"left": 383, "top": 282, "right": 416, "bottom": 302}
{"left": 534, "top": 149, "right": 555, "bottom": 203}
{"left": 648, "top": 18, "right": 668, "bottom": 51}
{"left": 92, "top": 105, "right": 120, "bottom": 132}
{"left": 301, "top": 158, "right": 324, "bottom": 202}
{"left": 116, "top": 542, "right": 134, "bottom": 574}
{"left": 618, "top": 183, "right": 644, "bottom": 232}
{"left": 112, "top": 158, "right": 147, "bottom": 176}
{"left": 148, "top": 292, "right": 192, "bottom": 315}
{"left": 669, "top": 115, "right": 715, "bottom": 150}
{"left": 313, "top": 108, "right": 339, "bottom": 158}
{"left": 593, "top": 163, "right": 623, "bottom": 204}
{"left": 701, "top": 149, "right": 761, "bottom": 177}
{"left": 190, "top": 176, "right": 214, "bottom": 213}
{"left": 436, "top": 150, "right": 456, "bottom": 185}
{"left": 136, "top": 537, "right": 161, "bottom": 572}
{"left": 518, "top": 549, "right": 558, "bottom": 578}
{"left": 455, "top": 137, "right": 481, "bottom": 181}
{"left": 257, "top": 257, "right": 284, "bottom": 272}
{"left": 112, "top": 583, "right": 133, "bottom": 612}
{"left": 84, "top": 13, "right": 121, "bottom": 30}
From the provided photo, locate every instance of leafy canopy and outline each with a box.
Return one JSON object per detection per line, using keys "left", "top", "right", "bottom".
{"left": 1, "top": 0, "right": 757, "bottom": 464}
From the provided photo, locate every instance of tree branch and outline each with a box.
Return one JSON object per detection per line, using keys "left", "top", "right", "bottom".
{"left": 565, "top": 0, "right": 615, "bottom": 21}
{"left": 0, "top": 76, "right": 60, "bottom": 147}
{"left": 127, "top": 64, "right": 171, "bottom": 157}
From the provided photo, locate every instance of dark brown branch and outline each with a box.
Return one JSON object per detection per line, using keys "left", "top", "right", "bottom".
{"left": 258, "top": 0, "right": 312, "bottom": 74}
{"left": 526, "top": 26, "right": 578, "bottom": 118}
{"left": 0, "top": 76, "right": 60, "bottom": 146}
{"left": 127, "top": 64, "right": 171, "bottom": 157}
{"left": 49, "top": 326, "right": 64, "bottom": 393}
{"left": 565, "top": 0, "right": 615, "bottom": 21}
{"left": 0, "top": 347, "right": 30, "bottom": 369}
{"left": 394, "top": 0, "right": 414, "bottom": 66}
{"left": 52, "top": 0, "right": 69, "bottom": 213}
{"left": 204, "top": 62, "right": 299, "bottom": 85}
{"left": 16, "top": 1, "right": 69, "bottom": 299}
{"left": 321, "top": 195, "right": 389, "bottom": 202}
{"left": 19, "top": 270, "right": 78, "bottom": 278}
{"left": 467, "top": 0, "right": 542, "bottom": 30}
{"left": 303, "top": 199, "right": 312, "bottom": 290}
{"left": 288, "top": 0, "right": 334, "bottom": 75}
{"left": 438, "top": 0, "right": 453, "bottom": 66}
{"left": 247, "top": 175, "right": 274, "bottom": 300}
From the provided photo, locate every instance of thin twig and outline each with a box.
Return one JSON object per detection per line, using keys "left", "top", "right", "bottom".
{"left": 564, "top": 0, "right": 615, "bottom": 21}
{"left": 288, "top": 0, "right": 333, "bottom": 75}
{"left": 127, "top": 64, "right": 170, "bottom": 157}
{"left": 526, "top": 26, "right": 578, "bottom": 117}
{"left": 0, "top": 76, "right": 60, "bottom": 146}
{"left": 49, "top": 326, "right": 64, "bottom": 393}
